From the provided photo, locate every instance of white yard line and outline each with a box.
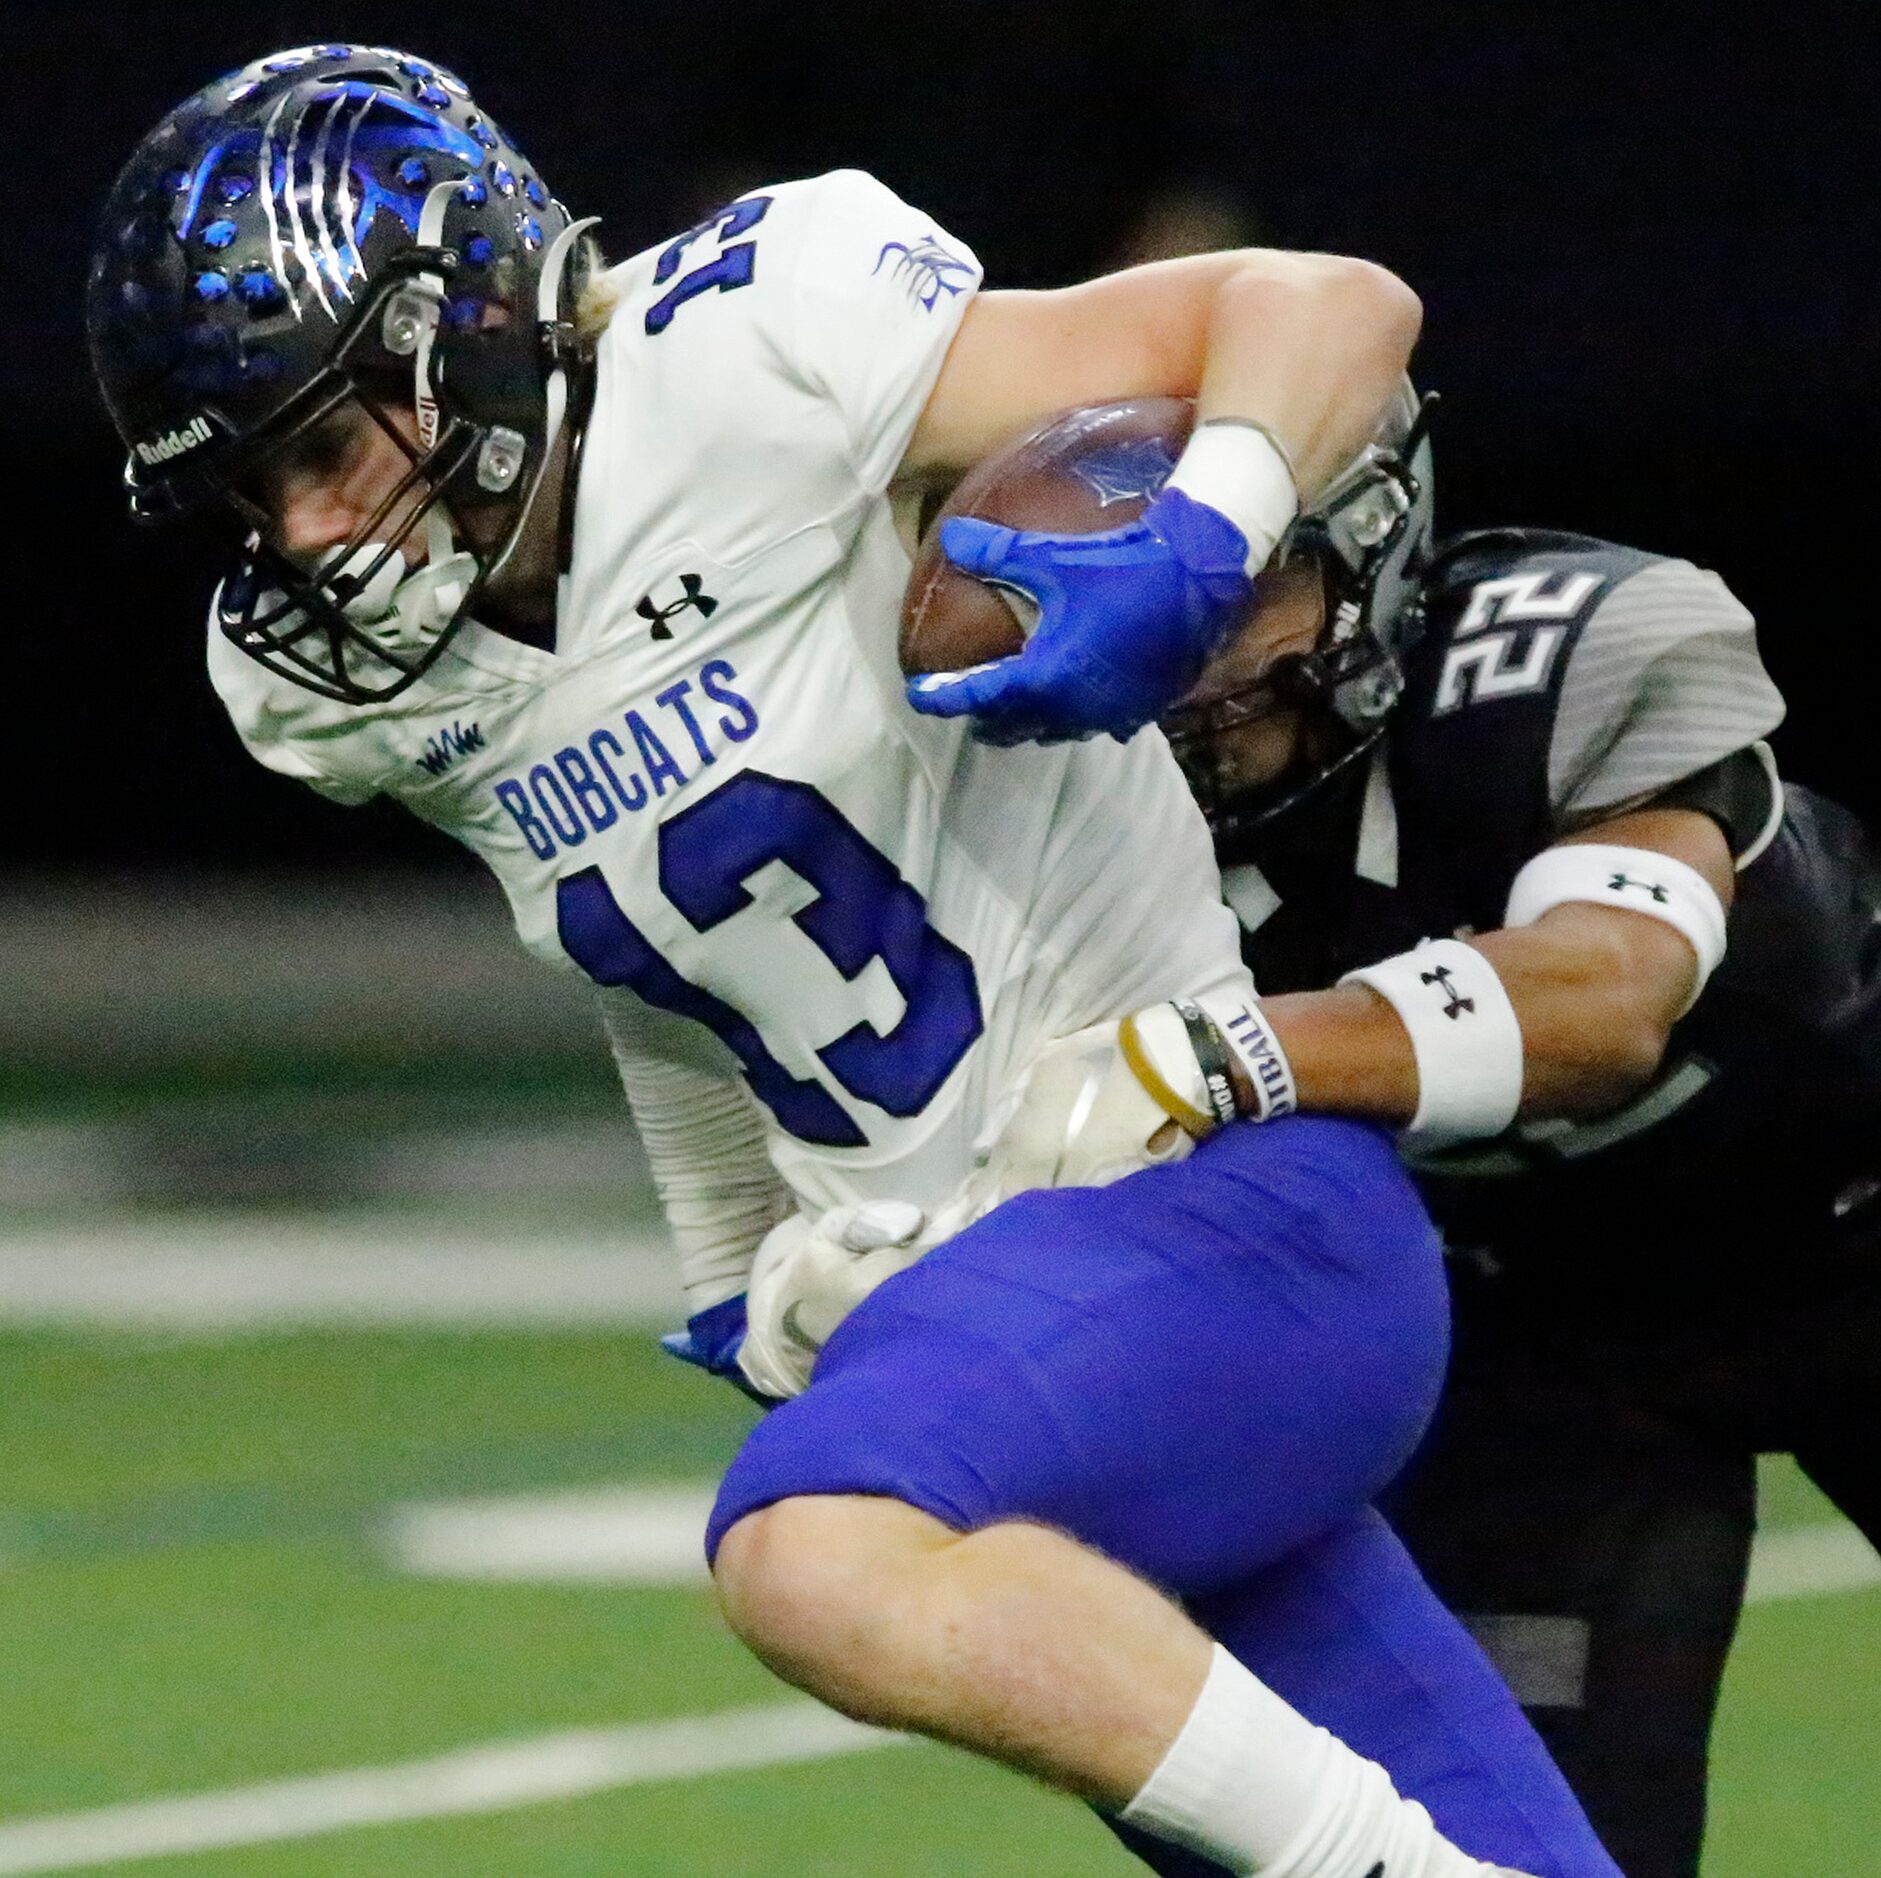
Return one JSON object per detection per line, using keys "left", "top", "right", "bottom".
{"left": 384, "top": 1484, "right": 720, "bottom": 1585}
{"left": 1745, "top": 1519, "right": 1881, "bottom": 1602}
{"left": 385, "top": 1482, "right": 1881, "bottom": 1600}
{"left": 0, "top": 1224, "right": 678, "bottom": 1330}
{"left": 0, "top": 1513, "right": 1869, "bottom": 1873}
{"left": 0, "top": 1704, "right": 905, "bottom": 1876}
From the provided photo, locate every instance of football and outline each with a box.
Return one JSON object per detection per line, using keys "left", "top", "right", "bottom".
{"left": 899, "top": 396, "right": 1196, "bottom": 676}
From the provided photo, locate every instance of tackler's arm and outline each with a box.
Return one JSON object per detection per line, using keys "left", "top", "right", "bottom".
{"left": 1262, "top": 805, "right": 1734, "bottom": 1149}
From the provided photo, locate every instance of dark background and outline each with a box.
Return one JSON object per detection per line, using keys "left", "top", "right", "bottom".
{"left": 13, "top": 3, "right": 1880, "bottom": 873}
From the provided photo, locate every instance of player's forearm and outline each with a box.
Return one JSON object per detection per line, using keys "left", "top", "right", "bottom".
{"left": 905, "top": 251, "right": 1419, "bottom": 491}
{"left": 1469, "top": 911, "right": 1691, "bottom": 1115}
{"left": 1258, "top": 983, "right": 1419, "bottom": 1124}
{"left": 1263, "top": 912, "right": 1693, "bottom": 1129}
{"left": 607, "top": 1037, "right": 790, "bottom": 1312}
{"left": 1193, "top": 255, "right": 1422, "bottom": 498}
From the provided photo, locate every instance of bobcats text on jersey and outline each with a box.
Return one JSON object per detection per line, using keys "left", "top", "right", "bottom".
{"left": 493, "top": 658, "right": 759, "bottom": 858}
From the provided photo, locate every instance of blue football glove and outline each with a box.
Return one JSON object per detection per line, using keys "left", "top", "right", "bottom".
{"left": 659, "top": 1294, "right": 780, "bottom": 1407}
{"left": 906, "top": 488, "right": 1255, "bottom": 745}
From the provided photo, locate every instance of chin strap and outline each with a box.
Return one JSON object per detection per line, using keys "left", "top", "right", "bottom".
{"left": 535, "top": 214, "right": 600, "bottom": 437}
{"left": 406, "top": 180, "right": 462, "bottom": 453}
{"left": 325, "top": 177, "right": 471, "bottom": 655}
{"left": 482, "top": 212, "right": 601, "bottom": 592}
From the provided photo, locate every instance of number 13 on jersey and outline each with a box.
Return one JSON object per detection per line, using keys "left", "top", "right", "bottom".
{"left": 556, "top": 770, "right": 984, "bottom": 1147}
{"left": 644, "top": 196, "right": 774, "bottom": 337}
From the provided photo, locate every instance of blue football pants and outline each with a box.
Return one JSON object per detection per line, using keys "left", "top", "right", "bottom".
{"left": 708, "top": 1116, "right": 1620, "bottom": 1878}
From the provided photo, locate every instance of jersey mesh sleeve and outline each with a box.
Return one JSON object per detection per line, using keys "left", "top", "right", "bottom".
{"left": 1547, "top": 559, "right": 1785, "bottom": 825}
{"left": 604, "top": 1020, "right": 791, "bottom": 1314}
{"left": 780, "top": 170, "right": 982, "bottom": 494}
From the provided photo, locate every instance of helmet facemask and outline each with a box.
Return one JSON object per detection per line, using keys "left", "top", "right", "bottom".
{"left": 216, "top": 196, "right": 595, "bottom": 704}
{"left": 212, "top": 256, "right": 477, "bottom": 699}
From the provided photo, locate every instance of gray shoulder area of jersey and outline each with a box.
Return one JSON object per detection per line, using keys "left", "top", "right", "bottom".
{"left": 1547, "top": 557, "right": 1786, "bottom": 822}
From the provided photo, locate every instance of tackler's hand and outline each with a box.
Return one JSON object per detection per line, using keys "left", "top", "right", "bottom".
{"left": 905, "top": 490, "right": 1257, "bottom": 746}
{"left": 968, "top": 997, "right": 1298, "bottom": 1204}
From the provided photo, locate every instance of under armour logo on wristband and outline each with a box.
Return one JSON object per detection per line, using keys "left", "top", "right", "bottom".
{"left": 1420, "top": 964, "right": 1474, "bottom": 1019}
{"left": 1608, "top": 871, "right": 1670, "bottom": 903}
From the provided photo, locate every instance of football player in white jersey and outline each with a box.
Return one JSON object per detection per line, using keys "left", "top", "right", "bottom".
{"left": 89, "top": 47, "right": 1620, "bottom": 1878}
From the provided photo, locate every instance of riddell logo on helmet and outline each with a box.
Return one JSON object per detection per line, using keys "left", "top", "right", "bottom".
{"left": 134, "top": 415, "right": 213, "bottom": 467}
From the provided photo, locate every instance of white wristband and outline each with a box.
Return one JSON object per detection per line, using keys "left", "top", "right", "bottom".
{"left": 1340, "top": 938, "right": 1524, "bottom": 1149}
{"left": 1505, "top": 842, "right": 1727, "bottom": 1016}
{"left": 1164, "top": 419, "right": 1300, "bottom": 575}
{"left": 1200, "top": 993, "right": 1300, "bottom": 1122}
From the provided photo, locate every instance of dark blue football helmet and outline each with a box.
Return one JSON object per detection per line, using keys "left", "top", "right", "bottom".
{"left": 87, "top": 45, "right": 598, "bottom": 701}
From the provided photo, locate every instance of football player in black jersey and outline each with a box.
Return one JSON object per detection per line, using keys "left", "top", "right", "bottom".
{"left": 1159, "top": 395, "right": 1881, "bottom": 1878}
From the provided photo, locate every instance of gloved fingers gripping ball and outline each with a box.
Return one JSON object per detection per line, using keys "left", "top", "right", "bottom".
{"left": 907, "top": 493, "right": 1257, "bottom": 744}
{"left": 738, "top": 1200, "right": 933, "bottom": 1401}
{"left": 899, "top": 654, "right": 1070, "bottom": 749}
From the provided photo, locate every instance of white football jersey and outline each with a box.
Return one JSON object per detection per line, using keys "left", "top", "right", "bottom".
{"left": 212, "top": 169, "right": 1253, "bottom": 1225}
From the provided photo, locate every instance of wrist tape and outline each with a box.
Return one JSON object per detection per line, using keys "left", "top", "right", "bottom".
{"left": 1340, "top": 938, "right": 1524, "bottom": 1149}
{"left": 1164, "top": 419, "right": 1300, "bottom": 575}
{"left": 1505, "top": 842, "right": 1727, "bottom": 1016}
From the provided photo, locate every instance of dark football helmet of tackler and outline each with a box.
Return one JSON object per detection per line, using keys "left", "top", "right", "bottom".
{"left": 87, "top": 44, "right": 599, "bottom": 703}
{"left": 1163, "top": 382, "right": 1438, "bottom": 842}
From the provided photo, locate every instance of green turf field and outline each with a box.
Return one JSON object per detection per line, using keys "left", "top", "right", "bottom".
{"left": 0, "top": 1317, "right": 1873, "bottom": 1876}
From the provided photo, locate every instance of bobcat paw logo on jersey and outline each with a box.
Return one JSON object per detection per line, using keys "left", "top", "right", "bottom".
{"left": 635, "top": 574, "right": 719, "bottom": 641}
{"left": 873, "top": 235, "right": 975, "bottom": 312}
{"left": 415, "top": 720, "right": 486, "bottom": 777}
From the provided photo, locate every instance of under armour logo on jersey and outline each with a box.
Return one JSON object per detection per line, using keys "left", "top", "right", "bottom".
{"left": 1421, "top": 964, "right": 1474, "bottom": 1018}
{"left": 1608, "top": 872, "right": 1670, "bottom": 903}
{"left": 635, "top": 574, "right": 718, "bottom": 641}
